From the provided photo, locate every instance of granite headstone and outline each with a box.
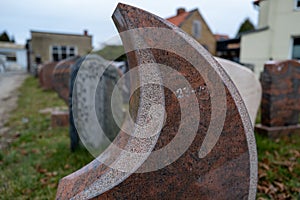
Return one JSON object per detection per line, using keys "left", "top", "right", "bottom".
{"left": 255, "top": 60, "right": 300, "bottom": 138}
{"left": 38, "top": 61, "right": 58, "bottom": 90}
{"left": 56, "top": 4, "right": 257, "bottom": 199}
{"left": 52, "top": 56, "right": 81, "bottom": 104}
{"left": 69, "top": 54, "right": 123, "bottom": 152}
{"left": 216, "top": 57, "right": 262, "bottom": 126}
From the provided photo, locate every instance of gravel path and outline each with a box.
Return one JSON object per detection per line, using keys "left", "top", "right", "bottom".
{"left": 0, "top": 71, "right": 28, "bottom": 149}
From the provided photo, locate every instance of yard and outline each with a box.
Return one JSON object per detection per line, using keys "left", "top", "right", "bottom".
{"left": 0, "top": 76, "right": 299, "bottom": 199}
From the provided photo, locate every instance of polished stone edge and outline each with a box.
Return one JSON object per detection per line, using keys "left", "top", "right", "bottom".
{"left": 255, "top": 124, "right": 300, "bottom": 139}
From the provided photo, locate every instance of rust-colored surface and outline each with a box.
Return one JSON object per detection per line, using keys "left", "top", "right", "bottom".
{"left": 51, "top": 110, "right": 69, "bottom": 128}
{"left": 260, "top": 60, "right": 300, "bottom": 126}
{"left": 255, "top": 60, "right": 300, "bottom": 138}
{"left": 56, "top": 3, "right": 257, "bottom": 199}
{"left": 38, "top": 61, "right": 58, "bottom": 90}
{"left": 52, "top": 56, "right": 81, "bottom": 104}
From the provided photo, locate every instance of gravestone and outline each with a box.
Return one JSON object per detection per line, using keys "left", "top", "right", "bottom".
{"left": 255, "top": 60, "right": 300, "bottom": 138}
{"left": 38, "top": 61, "right": 58, "bottom": 90}
{"left": 69, "top": 54, "right": 123, "bottom": 152}
{"left": 52, "top": 56, "right": 81, "bottom": 104}
{"left": 215, "top": 57, "right": 262, "bottom": 126}
{"left": 56, "top": 4, "right": 257, "bottom": 199}
{"left": 51, "top": 110, "right": 69, "bottom": 128}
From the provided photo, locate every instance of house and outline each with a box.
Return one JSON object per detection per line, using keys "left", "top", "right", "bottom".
{"left": 0, "top": 42, "right": 27, "bottom": 70}
{"left": 26, "top": 30, "right": 92, "bottom": 73}
{"left": 240, "top": 0, "right": 300, "bottom": 75}
{"left": 166, "top": 8, "right": 216, "bottom": 55}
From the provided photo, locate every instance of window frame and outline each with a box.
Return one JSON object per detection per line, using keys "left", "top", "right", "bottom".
{"left": 51, "top": 45, "right": 77, "bottom": 61}
{"left": 192, "top": 20, "right": 202, "bottom": 39}
{"left": 291, "top": 36, "right": 300, "bottom": 60}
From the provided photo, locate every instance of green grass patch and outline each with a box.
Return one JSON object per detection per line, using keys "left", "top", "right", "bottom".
{"left": 1, "top": 76, "right": 300, "bottom": 199}
{"left": 256, "top": 133, "right": 300, "bottom": 199}
{"left": 0, "top": 77, "right": 93, "bottom": 199}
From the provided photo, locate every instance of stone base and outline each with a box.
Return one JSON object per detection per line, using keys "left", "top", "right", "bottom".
{"left": 51, "top": 110, "right": 69, "bottom": 128}
{"left": 255, "top": 124, "right": 300, "bottom": 139}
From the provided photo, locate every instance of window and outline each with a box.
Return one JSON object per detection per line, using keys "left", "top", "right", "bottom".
{"left": 295, "top": 0, "right": 300, "bottom": 9}
{"left": 192, "top": 20, "right": 201, "bottom": 39}
{"left": 292, "top": 37, "right": 300, "bottom": 60}
{"left": 51, "top": 46, "right": 77, "bottom": 61}
{"left": 0, "top": 52, "right": 16, "bottom": 61}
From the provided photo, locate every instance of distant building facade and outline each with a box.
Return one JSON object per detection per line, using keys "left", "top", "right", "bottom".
{"left": 166, "top": 8, "right": 216, "bottom": 55}
{"left": 0, "top": 42, "right": 27, "bottom": 70}
{"left": 215, "top": 34, "right": 241, "bottom": 63}
{"left": 27, "top": 30, "right": 92, "bottom": 72}
{"left": 240, "top": 0, "right": 300, "bottom": 75}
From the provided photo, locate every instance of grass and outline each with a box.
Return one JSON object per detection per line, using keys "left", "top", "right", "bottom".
{"left": 255, "top": 131, "right": 300, "bottom": 199}
{"left": 0, "top": 77, "right": 93, "bottom": 199}
{"left": 0, "top": 76, "right": 300, "bottom": 199}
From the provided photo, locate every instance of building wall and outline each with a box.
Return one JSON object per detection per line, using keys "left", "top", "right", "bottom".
{"left": 0, "top": 46, "right": 27, "bottom": 69}
{"left": 180, "top": 11, "right": 216, "bottom": 55}
{"left": 240, "top": 0, "right": 300, "bottom": 76}
{"left": 31, "top": 31, "right": 92, "bottom": 63}
{"left": 240, "top": 30, "right": 271, "bottom": 75}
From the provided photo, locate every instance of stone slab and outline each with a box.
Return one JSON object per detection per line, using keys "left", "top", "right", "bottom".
{"left": 255, "top": 124, "right": 300, "bottom": 139}
{"left": 52, "top": 56, "right": 81, "bottom": 104}
{"left": 51, "top": 110, "right": 69, "bottom": 128}
{"left": 38, "top": 61, "right": 58, "bottom": 90}
{"left": 216, "top": 57, "right": 262, "bottom": 126}
{"left": 56, "top": 3, "right": 257, "bottom": 200}
{"left": 260, "top": 60, "right": 300, "bottom": 127}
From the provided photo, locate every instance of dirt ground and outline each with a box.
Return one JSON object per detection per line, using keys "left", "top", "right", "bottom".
{"left": 0, "top": 71, "right": 28, "bottom": 149}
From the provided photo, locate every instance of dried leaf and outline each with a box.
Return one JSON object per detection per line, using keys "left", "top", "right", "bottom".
{"left": 40, "top": 177, "right": 48, "bottom": 185}
{"left": 257, "top": 185, "right": 269, "bottom": 193}
{"left": 20, "top": 149, "right": 27, "bottom": 155}
{"left": 259, "top": 163, "right": 270, "bottom": 171}
{"left": 273, "top": 181, "right": 285, "bottom": 192}
{"left": 64, "top": 164, "right": 70, "bottom": 169}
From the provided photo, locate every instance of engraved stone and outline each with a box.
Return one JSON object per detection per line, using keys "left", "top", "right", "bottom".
{"left": 56, "top": 4, "right": 257, "bottom": 199}
{"left": 216, "top": 57, "right": 262, "bottom": 126}
{"left": 70, "top": 54, "right": 123, "bottom": 152}
{"left": 255, "top": 60, "right": 300, "bottom": 138}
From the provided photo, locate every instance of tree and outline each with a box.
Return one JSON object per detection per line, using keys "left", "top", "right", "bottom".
{"left": 236, "top": 18, "right": 255, "bottom": 37}
{"left": 0, "top": 31, "right": 10, "bottom": 42}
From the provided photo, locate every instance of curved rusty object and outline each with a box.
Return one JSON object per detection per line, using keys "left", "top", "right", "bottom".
{"left": 38, "top": 61, "right": 58, "bottom": 90}
{"left": 56, "top": 3, "right": 257, "bottom": 199}
{"left": 52, "top": 56, "right": 81, "bottom": 104}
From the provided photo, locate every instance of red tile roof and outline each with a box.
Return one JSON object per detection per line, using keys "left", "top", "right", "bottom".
{"left": 166, "top": 12, "right": 190, "bottom": 26}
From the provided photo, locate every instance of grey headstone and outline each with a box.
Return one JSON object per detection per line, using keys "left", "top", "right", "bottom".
{"left": 71, "top": 54, "right": 123, "bottom": 154}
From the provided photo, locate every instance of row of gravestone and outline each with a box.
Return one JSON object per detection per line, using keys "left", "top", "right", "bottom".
{"left": 55, "top": 3, "right": 261, "bottom": 199}
{"left": 37, "top": 54, "right": 264, "bottom": 153}
{"left": 38, "top": 54, "right": 124, "bottom": 151}
{"left": 37, "top": 4, "right": 299, "bottom": 198}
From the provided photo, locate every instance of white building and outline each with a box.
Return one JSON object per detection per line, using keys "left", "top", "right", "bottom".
{"left": 0, "top": 42, "right": 27, "bottom": 71}
{"left": 240, "top": 0, "right": 300, "bottom": 75}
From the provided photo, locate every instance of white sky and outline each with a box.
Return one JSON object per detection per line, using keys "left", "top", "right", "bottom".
{"left": 1, "top": 0, "right": 258, "bottom": 48}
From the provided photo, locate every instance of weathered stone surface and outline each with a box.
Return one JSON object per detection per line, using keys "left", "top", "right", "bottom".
{"left": 52, "top": 56, "right": 81, "bottom": 104}
{"left": 56, "top": 3, "right": 257, "bottom": 199}
{"left": 38, "top": 61, "right": 58, "bottom": 90}
{"left": 255, "top": 60, "right": 300, "bottom": 138}
{"left": 69, "top": 54, "right": 123, "bottom": 152}
{"left": 215, "top": 57, "right": 262, "bottom": 126}
{"left": 51, "top": 110, "right": 69, "bottom": 128}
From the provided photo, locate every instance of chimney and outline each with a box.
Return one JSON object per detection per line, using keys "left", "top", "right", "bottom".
{"left": 177, "top": 8, "right": 186, "bottom": 15}
{"left": 84, "top": 30, "right": 88, "bottom": 36}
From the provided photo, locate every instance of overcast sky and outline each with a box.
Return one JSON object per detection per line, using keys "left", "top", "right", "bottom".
{"left": 1, "top": 0, "right": 258, "bottom": 48}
